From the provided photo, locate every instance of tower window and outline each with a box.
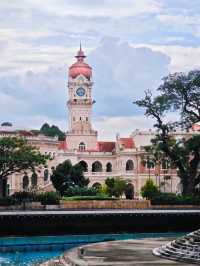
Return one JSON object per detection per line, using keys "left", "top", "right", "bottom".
{"left": 86, "top": 117, "right": 88, "bottom": 121}
{"left": 80, "top": 117, "right": 82, "bottom": 120}
{"left": 79, "top": 142, "right": 86, "bottom": 151}
{"left": 73, "top": 117, "right": 75, "bottom": 121}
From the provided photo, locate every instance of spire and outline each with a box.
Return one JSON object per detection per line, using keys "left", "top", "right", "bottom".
{"left": 75, "top": 42, "right": 86, "bottom": 62}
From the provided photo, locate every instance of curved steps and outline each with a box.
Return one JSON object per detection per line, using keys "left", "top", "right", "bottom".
{"left": 153, "top": 229, "right": 200, "bottom": 264}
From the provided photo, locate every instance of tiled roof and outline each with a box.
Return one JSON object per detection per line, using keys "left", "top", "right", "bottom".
{"left": 58, "top": 141, "right": 68, "bottom": 150}
{"left": 192, "top": 123, "right": 200, "bottom": 131}
{"left": 97, "top": 141, "right": 116, "bottom": 152}
{"left": 119, "top": 137, "right": 135, "bottom": 149}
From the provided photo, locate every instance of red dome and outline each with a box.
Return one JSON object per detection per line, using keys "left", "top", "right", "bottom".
{"left": 69, "top": 46, "right": 92, "bottom": 79}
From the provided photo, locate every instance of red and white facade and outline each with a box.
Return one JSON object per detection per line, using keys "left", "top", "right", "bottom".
{"left": 1, "top": 47, "right": 200, "bottom": 197}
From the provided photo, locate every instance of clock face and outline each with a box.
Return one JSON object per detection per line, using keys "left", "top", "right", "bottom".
{"left": 76, "top": 87, "right": 85, "bottom": 97}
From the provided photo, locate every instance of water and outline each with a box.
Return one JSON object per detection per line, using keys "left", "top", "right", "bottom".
{"left": 0, "top": 232, "right": 185, "bottom": 266}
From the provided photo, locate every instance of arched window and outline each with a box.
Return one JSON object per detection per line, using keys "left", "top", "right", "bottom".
{"left": 161, "top": 159, "right": 170, "bottom": 170}
{"left": 106, "top": 162, "right": 112, "bottom": 172}
{"left": 79, "top": 142, "right": 86, "bottom": 151}
{"left": 126, "top": 160, "right": 134, "bottom": 171}
{"left": 22, "top": 175, "right": 29, "bottom": 190}
{"left": 145, "top": 160, "right": 155, "bottom": 169}
{"left": 78, "top": 160, "right": 88, "bottom": 172}
{"left": 31, "top": 172, "right": 38, "bottom": 187}
{"left": 92, "top": 161, "right": 103, "bottom": 172}
{"left": 44, "top": 169, "right": 49, "bottom": 181}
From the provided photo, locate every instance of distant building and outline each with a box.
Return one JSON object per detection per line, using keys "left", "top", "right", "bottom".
{"left": 1, "top": 46, "right": 200, "bottom": 197}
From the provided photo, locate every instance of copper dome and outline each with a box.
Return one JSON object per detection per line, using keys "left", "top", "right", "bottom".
{"left": 69, "top": 46, "right": 92, "bottom": 79}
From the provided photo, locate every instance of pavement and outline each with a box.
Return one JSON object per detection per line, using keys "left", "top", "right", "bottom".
{"left": 1, "top": 209, "right": 200, "bottom": 215}
{"left": 58, "top": 238, "right": 195, "bottom": 265}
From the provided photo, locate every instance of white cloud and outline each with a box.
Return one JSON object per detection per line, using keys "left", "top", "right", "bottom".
{"left": 26, "top": 0, "right": 161, "bottom": 18}
{"left": 133, "top": 44, "right": 200, "bottom": 72}
{"left": 94, "top": 115, "right": 154, "bottom": 140}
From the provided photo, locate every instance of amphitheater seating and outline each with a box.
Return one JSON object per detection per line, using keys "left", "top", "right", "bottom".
{"left": 153, "top": 229, "right": 200, "bottom": 264}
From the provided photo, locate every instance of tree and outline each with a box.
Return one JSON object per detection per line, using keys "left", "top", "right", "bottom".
{"left": 40, "top": 123, "right": 65, "bottom": 141}
{"left": 141, "top": 179, "right": 159, "bottom": 200}
{"left": 0, "top": 137, "right": 48, "bottom": 197}
{"left": 105, "top": 177, "right": 128, "bottom": 198}
{"left": 51, "top": 160, "right": 89, "bottom": 195}
{"left": 134, "top": 70, "right": 200, "bottom": 195}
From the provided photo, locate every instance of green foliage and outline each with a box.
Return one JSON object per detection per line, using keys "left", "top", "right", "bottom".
{"left": 0, "top": 197, "right": 15, "bottom": 206}
{"left": 134, "top": 70, "right": 200, "bottom": 196}
{"left": 141, "top": 179, "right": 159, "bottom": 200}
{"left": 105, "top": 177, "right": 128, "bottom": 198}
{"left": 151, "top": 193, "right": 200, "bottom": 205}
{"left": 51, "top": 160, "right": 89, "bottom": 195}
{"left": 62, "top": 195, "right": 115, "bottom": 201}
{"left": 124, "top": 183, "right": 134, "bottom": 199}
{"left": 11, "top": 192, "right": 38, "bottom": 203}
{"left": 0, "top": 137, "right": 48, "bottom": 196}
{"left": 40, "top": 123, "right": 65, "bottom": 141}
{"left": 36, "top": 192, "right": 60, "bottom": 205}
{"left": 64, "top": 186, "right": 98, "bottom": 197}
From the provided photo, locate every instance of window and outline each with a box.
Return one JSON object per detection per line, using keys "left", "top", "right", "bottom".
{"left": 86, "top": 117, "right": 88, "bottom": 122}
{"left": 73, "top": 117, "right": 76, "bottom": 121}
{"left": 44, "top": 169, "right": 49, "bottom": 181}
{"left": 78, "top": 160, "right": 88, "bottom": 172}
{"left": 145, "top": 160, "right": 155, "bottom": 169}
{"left": 79, "top": 142, "right": 86, "bottom": 151}
{"left": 126, "top": 160, "right": 134, "bottom": 171}
{"left": 106, "top": 162, "right": 112, "bottom": 172}
{"left": 22, "top": 175, "right": 29, "bottom": 190}
{"left": 92, "top": 161, "right": 103, "bottom": 172}
{"left": 161, "top": 159, "right": 170, "bottom": 170}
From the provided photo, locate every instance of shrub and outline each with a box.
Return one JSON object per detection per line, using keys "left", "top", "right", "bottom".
{"left": 0, "top": 197, "right": 15, "bottom": 206}
{"left": 36, "top": 192, "right": 60, "bottom": 205}
{"left": 11, "top": 192, "right": 38, "bottom": 203}
{"left": 141, "top": 179, "right": 159, "bottom": 200}
{"left": 64, "top": 186, "right": 98, "bottom": 197}
{"left": 151, "top": 193, "right": 200, "bottom": 205}
{"left": 62, "top": 195, "right": 116, "bottom": 201}
{"left": 105, "top": 177, "right": 128, "bottom": 198}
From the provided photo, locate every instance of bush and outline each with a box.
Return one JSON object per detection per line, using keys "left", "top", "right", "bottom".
{"left": 151, "top": 193, "right": 200, "bottom": 205}
{"left": 64, "top": 186, "right": 98, "bottom": 197}
{"left": 36, "top": 192, "right": 60, "bottom": 205}
{"left": 11, "top": 192, "right": 38, "bottom": 203}
{"left": 62, "top": 195, "right": 116, "bottom": 201}
{"left": 105, "top": 177, "right": 127, "bottom": 198}
{"left": 0, "top": 197, "right": 15, "bottom": 206}
{"left": 141, "top": 179, "right": 159, "bottom": 200}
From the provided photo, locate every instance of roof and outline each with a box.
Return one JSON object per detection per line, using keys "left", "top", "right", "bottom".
{"left": 192, "top": 123, "right": 200, "bottom": 131}
{"left": 58, "top": 141, "right": 68, "bottom": 150}
{"left": 97, "top": 141, "right": 116, "bottom": 152}
{"left": 119, "top": 138, "right": 135, "bottom": 149}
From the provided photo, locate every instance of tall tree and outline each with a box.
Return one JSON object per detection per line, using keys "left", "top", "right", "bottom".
{"left": 40, "top": 123, "right": 65, "bottom": 141}
{"left": 0, "top": 137, "right": 48, "bottom": 196}
{"left": 51, "top": 160, "right": 89, "bottom": 195}
{"left": 134, "top": 70, "right": 200, "bottom": 195}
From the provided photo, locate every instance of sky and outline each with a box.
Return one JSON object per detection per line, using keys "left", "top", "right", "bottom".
{"left": 0, "top": 0, "right": 200, "bottom": 140}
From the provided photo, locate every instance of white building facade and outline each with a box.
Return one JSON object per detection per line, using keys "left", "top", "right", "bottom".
{"left": 1, "top": 47, "right": 200, "bottom": 197}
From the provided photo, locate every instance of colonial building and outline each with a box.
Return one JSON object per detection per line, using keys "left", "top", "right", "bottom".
{"left": 1, "top": 47, "right": 200, "bottom": 197}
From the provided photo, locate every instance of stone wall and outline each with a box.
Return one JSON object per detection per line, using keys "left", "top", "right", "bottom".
{"left": 60, "top": 199, "right": 150, "bottom": 209}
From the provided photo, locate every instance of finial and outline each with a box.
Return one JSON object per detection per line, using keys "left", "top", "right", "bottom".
{"left": 80, "top": 41, "right": 82, "bottom": 51}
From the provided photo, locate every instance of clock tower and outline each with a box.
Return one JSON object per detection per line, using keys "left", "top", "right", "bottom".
{"left": 65, "top": 46, "right": 98, "bottom": 151}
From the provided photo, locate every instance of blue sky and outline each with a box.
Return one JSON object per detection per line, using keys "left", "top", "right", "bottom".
{"left": 0, "top": 0, "right": 200, "bottom": 139}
